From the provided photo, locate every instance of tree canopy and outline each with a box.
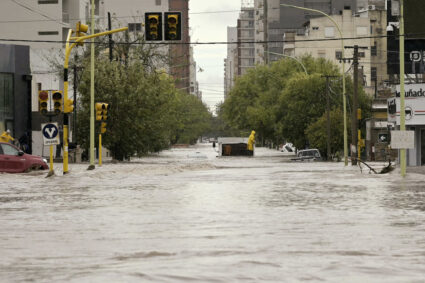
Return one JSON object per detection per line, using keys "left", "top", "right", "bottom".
{"left": 220, "top": 55, "right": 372, "bottom": 158}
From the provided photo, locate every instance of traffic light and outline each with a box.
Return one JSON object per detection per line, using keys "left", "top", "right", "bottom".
{"left": 38, "top": 90, "right": 48, "bottom": 115}
{"left": 145, "top": 12, "right": 162, "bottom": 41}
{"left": 75, "top": 21, "right": 89, "bottom": 46}
{"left": 64, "top": 98, "right": 74, "bottom": 113}
{"left": 100, "top": 122, "right": 107, "bottom": 134}
{"left": 96, "top": 103, "right": 109, "bottom": 121}
{"left": 164, "top": 12, "right": 181, "bottom": 40}
{"left": 52, "top": 90, "right": 63, "bottom": 114}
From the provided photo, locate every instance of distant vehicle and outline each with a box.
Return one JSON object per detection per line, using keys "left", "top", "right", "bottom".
{"left": 280, "top": 143, "right": 296, "bottom": 153}
{"left": 0, "top": 142, "right": 48, "bottom": 173}
{"left": 293, "top": 149, "right": 322, "bottom": 161}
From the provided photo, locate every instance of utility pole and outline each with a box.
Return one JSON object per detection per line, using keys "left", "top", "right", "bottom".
{"left": 108, "top": 12, "right": 113, "bottom": 62}
{"left": 322, "top": 75, "right": 338, "bottom": 161}
{"left": 344, "top": 45, "right": 368, "bottom": 165}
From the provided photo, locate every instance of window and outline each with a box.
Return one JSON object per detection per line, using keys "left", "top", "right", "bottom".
{"left": 318, "top": 50, "right": 326, "bottom": 58}
{"left": 128, "top": 23, "right": 141, "bottom": 32}
{"left": 371, "top": 67, "right": 377, "bottom": 81}
{"left": 1, "top": 144, "right": 19, "bottom": 156}
{"left": 155, "top": 0, "right": 161, "bottom": 5}
{"left": 359, "top": 52, "right": 365, "bottom": 58}
{"left": 38, "top": 0, "right": 58, "bottom": 3}
{"left": 0, "top": 73, "right": 14, "bottom": 134}
{"left": 371, "top": 44, "right": 377, "bottom": 56}
{"left": 312, "top": 26, "right": 319, "bottom": 30}
{"left": 38, "top": 31, "right": 59, "bottom": 35}
{"left": 335, "top": 51, "right": 342, "bottom": 60}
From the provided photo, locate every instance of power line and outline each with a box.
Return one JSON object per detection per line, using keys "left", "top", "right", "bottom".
{"left": 1, "top": 33, "right": 423, "bottom": 46}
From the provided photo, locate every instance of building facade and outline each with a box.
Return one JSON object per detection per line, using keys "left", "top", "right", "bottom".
{"left": 224, "top": 27, "right": 238, "bottom": 99}
{"left": 0, "top": 0, "right": 93, "bottom": 156}
{"left": 0, "top": 44, "right": 32, "bottom": 152}
{"left": 237, "top": 4, "right": 256, "bottom": 76}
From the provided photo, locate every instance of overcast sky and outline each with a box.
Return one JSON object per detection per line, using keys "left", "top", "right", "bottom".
{"left": 189, "top": 1, "right": 241, "bottom": 114}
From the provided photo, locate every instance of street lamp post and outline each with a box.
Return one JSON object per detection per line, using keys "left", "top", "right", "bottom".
{"left": 264, "top": 51, "right": 308, "bottom": 75}
{"left": 399, "top": 0, "right": 406, "bottom": 177}
{"left": 280, "top": 3, "right": 348, "bottom": 166}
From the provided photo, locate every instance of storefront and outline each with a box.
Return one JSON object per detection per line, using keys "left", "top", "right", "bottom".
{"left": 388, "top": 83, "right": 425, "bottom": 166}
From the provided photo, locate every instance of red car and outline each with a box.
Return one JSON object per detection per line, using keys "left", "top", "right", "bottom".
{"left": 0, "top": 142, "right": 48, "bottom": 173}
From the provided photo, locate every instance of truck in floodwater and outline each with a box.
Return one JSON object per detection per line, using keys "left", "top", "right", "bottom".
{"left": 217, "top": 137, "right": 254, "bottom": 156}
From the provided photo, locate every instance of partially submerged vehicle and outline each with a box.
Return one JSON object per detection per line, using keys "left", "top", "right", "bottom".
{"left": 280, "top": 143, "right": 296, "bottom": 153}
{"left": 217, "top": 137, "right": 253, "bottom": 156}
{"left": 292, "top": 149, "right": 322, "bottom": 161}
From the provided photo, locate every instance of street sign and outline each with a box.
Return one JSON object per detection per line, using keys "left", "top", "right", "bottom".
{"left": 378, "top": 133, "right": 388, "bottom": 143}
{"left": 391, "top": 131, "right": 415, "bottom": 149}
{"left": 41, "top": 123, "right": 60, "bottom": 146}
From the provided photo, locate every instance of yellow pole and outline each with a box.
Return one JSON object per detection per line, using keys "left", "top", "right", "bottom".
{"left": 399, "top": 0, "right": 406, "bottom": 177}
{"left": 88, "top": 0, "right": 96, "bottom": 170}
{"left": 280, "top": 4, "right": 347, "bottom": 166}
{"left": 99, "top": 133, "right": 102, "bottom": 166}
{"left": 49, "top": 145, "right": 54, "bottom": 172}
{"left": 63, "top": 29, "right": 74, "bottom": 174}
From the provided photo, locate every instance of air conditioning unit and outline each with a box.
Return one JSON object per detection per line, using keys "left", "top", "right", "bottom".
{"left": 368, "top": 5, "right": 376, "bottom": 10}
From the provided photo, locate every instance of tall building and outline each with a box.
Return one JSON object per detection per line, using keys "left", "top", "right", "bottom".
{"left": 169, "top": 0, "right": 190, "bottom": 92}
{"left": 237, "top": 2, "right": 255, "bottom": 76}
{"left": 224, "top": 27, "right": 238, "bottom": 99}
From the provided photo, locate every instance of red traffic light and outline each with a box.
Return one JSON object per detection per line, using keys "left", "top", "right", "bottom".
{"left": 39, "top": 91, "right": 48, "bottom": 100}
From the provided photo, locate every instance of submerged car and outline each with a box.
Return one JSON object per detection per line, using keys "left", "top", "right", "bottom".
{"left": 293, "top": 149, "right": 322, "bottom": 161}
{"left": 0, "top": 142, "right": 48, "bottom": 173}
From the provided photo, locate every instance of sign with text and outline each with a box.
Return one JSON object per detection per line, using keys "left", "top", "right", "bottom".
{"left": 41, "top": 123, "right": 60, "bottom": 146}
{"left": 391, "top": 131, "right": 415, "bottom": 149}
{"left": 388, "top": 84, "right": 425, "bottom": 125}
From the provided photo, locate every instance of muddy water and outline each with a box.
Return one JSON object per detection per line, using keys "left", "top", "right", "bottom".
{"left": 1, "top": 144, "right": 424, "bottom": 282}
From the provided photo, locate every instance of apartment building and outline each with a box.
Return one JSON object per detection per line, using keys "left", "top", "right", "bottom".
{"left": 224, "top": 27, "right": 238, "bottom": 99}
{"left": 237, "top": 3, "right": 255, "bottom": 76}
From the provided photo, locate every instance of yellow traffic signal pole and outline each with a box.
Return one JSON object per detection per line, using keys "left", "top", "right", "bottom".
{"left": 99, "top": 132, "right": 102, "bottom": 166}
{"left": 63, "top": 27, "right": 127, "bottom": 174}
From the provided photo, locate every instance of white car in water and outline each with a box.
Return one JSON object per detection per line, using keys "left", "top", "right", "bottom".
{"left": 293, "top": 149, "right": 322, "bottom": 161}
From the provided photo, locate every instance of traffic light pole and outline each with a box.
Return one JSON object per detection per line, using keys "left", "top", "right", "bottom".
{"left": 63, "top": 27, "right": 127, "bottom": 174}
{"left": 99, "top": 133, "right": 102, "bottom": 166}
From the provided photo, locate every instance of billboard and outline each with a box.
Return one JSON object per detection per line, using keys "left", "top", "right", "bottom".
{"left": 388, "top": 84, "right": 425, "bottom": 125}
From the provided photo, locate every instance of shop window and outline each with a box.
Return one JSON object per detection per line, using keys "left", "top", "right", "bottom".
{"left": 0, "top": 73, "right": 14, "bottom": 134}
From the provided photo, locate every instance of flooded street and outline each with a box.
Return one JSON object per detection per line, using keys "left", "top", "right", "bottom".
{"left": 1, "top": 143, "right": 425, "bottom": 282}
